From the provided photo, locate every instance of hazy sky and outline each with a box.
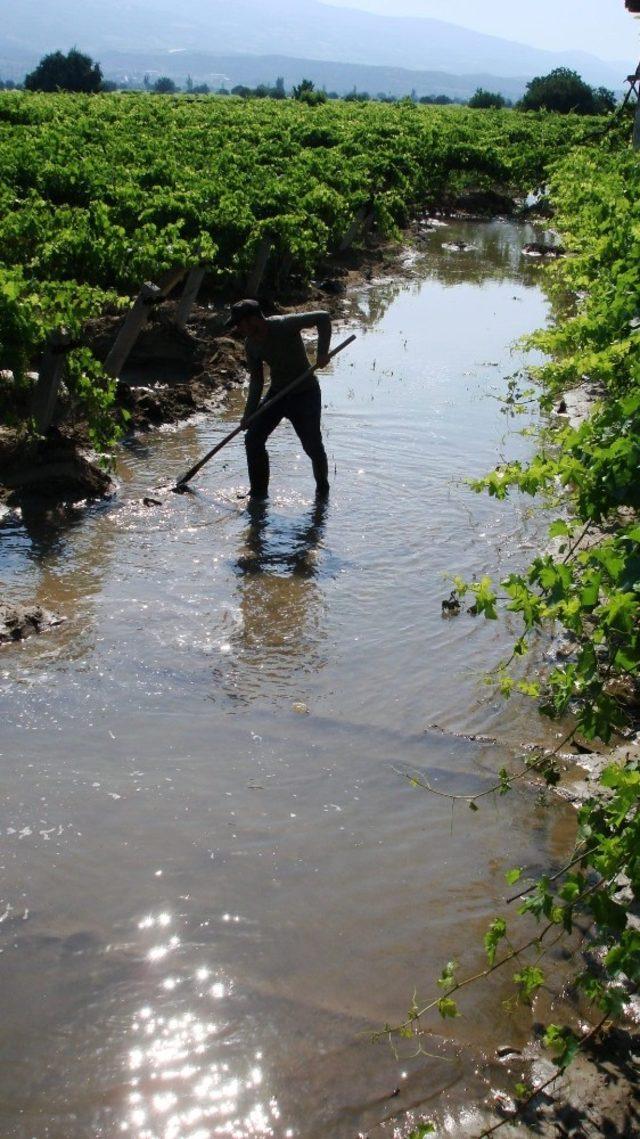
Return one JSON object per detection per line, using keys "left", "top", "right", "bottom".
{"left": 321, "top": 0, "right": 638, "bottom": 62}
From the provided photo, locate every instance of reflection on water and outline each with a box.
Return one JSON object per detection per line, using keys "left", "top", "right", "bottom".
{"left": 345, "top": 219, "right": 549, "bottom": 331}
{"left": 210, "top": 498, "right": 332, "bottom": 702}
{"left": 234, "top": 500, "right": 328, "bottom": 662}
{"left": 123, "top": 912, "right": 283, "bottom": 1139}
{"left": 424, "top": 220, "right": 551, "bottom": 284}
{"left": 0, "top": 220, "right": 578, "bottom": 1138}
{"left": 0, "top": 494, "right": 116, "bottom": 666}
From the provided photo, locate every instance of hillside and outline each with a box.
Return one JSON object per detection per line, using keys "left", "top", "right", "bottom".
{"left": 0, "top": 0, "right": 627, "bottom": 90}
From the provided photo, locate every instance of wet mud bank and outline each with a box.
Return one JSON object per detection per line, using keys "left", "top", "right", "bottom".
{"left": 436, "top": 1021, "right": 640, "bottom": 1139}
{"left": 0, "top": 427, "right": 114, "bottom": 508}
{"left": 454, "top": 934, "right": 640, "bottom": 1139}
{"left": 0, "top": 313, "right": 248, "bottom": 507}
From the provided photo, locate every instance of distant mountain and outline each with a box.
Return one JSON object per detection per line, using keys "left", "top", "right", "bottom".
{"left": 0, "top": 0, "right": 628, "bottom": 90}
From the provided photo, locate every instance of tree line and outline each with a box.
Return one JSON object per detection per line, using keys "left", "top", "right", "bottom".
{"left": 10, "top": 49, "right": 619, "bottom": 114}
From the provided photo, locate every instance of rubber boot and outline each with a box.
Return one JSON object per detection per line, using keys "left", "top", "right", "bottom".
{"left": 312, "top": 453, "right": 330, "bottom": 498}
{"left": 246, "top": 439, "right": 270, "bottom": 499}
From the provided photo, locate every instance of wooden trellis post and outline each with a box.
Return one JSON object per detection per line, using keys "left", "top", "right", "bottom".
{"left": 339, "top": 205, "right": 369, "bottom": 252}
{"left": 276, "top": 251, "right": 293, "bottom": 289}
{"left": 626, "top": 4, "right": 640, "bottom": 145}
{"left": 619, "top": 63, "right": 640, "bottom": 151}
{"left": 27, "top": 266, "right": 194, "bottom": 435}
{"left": 622, "top": 63, "right": 640, "bottom": 106}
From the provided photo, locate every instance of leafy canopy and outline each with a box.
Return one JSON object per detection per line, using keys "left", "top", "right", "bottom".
{"left": 153, "top": 77, "right": 179, "bottom": 95}
{"left": 468, "top": 88, "right": 507, "bottom": 110}
{"left": 519, "top": 68, "right": 616, "bottom": 114}
{"left": 292, "top": 78, "right": 327, "bottom": 106}
{"left": 25, "top": 49, "right": 103, "bottom": 94}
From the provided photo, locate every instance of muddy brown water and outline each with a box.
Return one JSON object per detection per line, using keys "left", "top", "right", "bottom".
{"left": 0, "top": 221, "right": 577, "bottom": 1138}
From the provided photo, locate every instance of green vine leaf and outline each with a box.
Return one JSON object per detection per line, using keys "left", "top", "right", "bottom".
{"left": 437, "top": 960, "right": 458, "bottom": 992}
{"left": 505, "top": 867, "right": 523, "bottom": 886}
{"left": 513, "top": 965, "right": 545, "bottom": 1004}
{"left": 484, "top": 917, "right": 507, "bottom": 966}
{"left": 437, "top": 996, "right": 460, "bottom": 1019}
{"left": 543, "top": 1025, "right": 579, "bottom": 1071}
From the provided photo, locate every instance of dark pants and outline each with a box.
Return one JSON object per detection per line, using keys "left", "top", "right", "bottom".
{"left": 245, "top": 381, "right": 329, "bottom": 497}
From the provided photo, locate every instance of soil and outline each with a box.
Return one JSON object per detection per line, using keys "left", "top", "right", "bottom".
{"left": 0, "top": 426, "right": 114, "bottom": 507}
{"left": 473, "top": 1022, "right": 640, "bottom": 1138}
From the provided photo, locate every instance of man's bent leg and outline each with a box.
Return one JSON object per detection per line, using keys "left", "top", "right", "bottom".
{"left": 244, "top": 398, "right": 283, "bottom": 497}
{"left": 287, "top": 384, "right": 329, "bottom": 496}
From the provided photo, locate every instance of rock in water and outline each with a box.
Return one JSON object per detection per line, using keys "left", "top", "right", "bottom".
{"left": 522, "top": 242, "right": 565, "bottom": 259}
{"left": 0, "top": 602, "right": 64, "bottom": 644}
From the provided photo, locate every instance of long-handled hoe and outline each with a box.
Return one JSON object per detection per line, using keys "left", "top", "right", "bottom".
{"left": 172, "top": 334, "right": 356, "bottom": 494}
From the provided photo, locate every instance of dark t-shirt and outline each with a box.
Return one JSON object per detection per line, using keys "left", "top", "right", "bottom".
{"left": 244, "top": 311, "right": 331, "bottom": 416}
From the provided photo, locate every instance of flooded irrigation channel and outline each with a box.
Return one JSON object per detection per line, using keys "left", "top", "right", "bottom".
{"left": 0, "top": 221, "right": 578, "bottom": 1138}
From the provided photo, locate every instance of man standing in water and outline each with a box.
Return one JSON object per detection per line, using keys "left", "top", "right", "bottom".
{"left": 225, "top": 300, "right": 332, "bottom": 500}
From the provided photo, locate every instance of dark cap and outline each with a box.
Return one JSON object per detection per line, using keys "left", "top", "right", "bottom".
{"left": 224, "top": 299, "right": 263, "bottom": 329}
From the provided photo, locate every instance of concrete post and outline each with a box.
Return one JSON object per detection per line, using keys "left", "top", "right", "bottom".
{"left": 176, "top": 267, "right": 206, "bottom": 328}
{"left": 104, "top": 282, "right": 163, "bottom": 378}
{"left": 31, "top": 329, "right": 73, "bottom": 435}
{"left": 339, "top": 198, "right": 376, "bottom": 253}
{"left": 245, "top": 238, "right": 272, "bottom": 296}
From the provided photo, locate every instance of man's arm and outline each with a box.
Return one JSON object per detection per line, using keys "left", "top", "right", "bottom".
{"left": 286, "top": 311, "right": 332, "bottom": 367}
{"left": 241, "top": 355, "right": 265, "bottom": 426}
